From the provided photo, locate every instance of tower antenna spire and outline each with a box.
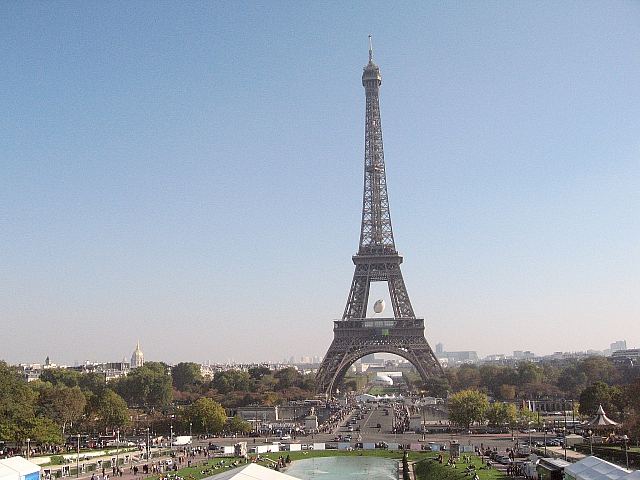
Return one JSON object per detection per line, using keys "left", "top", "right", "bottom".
{"left": 368, "top": 34, "right": 373, "bottom": 62}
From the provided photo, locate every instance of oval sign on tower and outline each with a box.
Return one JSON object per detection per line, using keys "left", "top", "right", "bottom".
{"left": 373, "top": 299, "right": 385, "bottom": 314}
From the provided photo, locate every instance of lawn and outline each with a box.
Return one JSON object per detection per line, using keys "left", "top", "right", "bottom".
{"left": 413, "top": 453, "right": 506, "bottom": 480}
{"left": 145, "top": 459, "right": 244, "bottom": 480}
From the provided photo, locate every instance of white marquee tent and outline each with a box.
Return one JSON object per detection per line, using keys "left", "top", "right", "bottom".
{"left": 0, "top": 464, "right": 16, "bottom": 480}
{"left": 0, "top": 457, "right": 40, "bottom": 480}
{"left": 565, "top": 456, "right": 632, "bottom": 480}
{"left": 202, "top": 464, "right": 300, "bottom": 480}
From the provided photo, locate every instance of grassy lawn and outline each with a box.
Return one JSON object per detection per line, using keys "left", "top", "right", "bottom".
{"left": 145, "top": 459, "right": 244, "bottom": 480}
{"left": 414, "top": 453, "right": 505, "bottom": 480}
{"left": 367, "top": 386, "right": 398, "bottom": 396}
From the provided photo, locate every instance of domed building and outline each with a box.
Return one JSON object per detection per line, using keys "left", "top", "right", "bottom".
{"left": 131, "top": 341, "right": 144, "bottom": 368}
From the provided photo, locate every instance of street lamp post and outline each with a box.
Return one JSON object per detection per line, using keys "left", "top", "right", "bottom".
{"left": 543, "top": 423, "right": 547, "bottom": 456}
{"left": 562, "top": 427, "right": 567, "bottom": 461}
{"left": 189, "top": 422, "right": 192, "bottom": 438}
{"left": 116, "top": 429, "right": 120, "bottom": 471}
{"left": 26, "top": 438, "right": 31, "bottom": 459}
{"left": 622, "top": 435, "right": 629, "bottom": 469}
{"left": 146, "top": 427, "right": 150, "bottom": 461}
{"left": 170, "top": 424, "right": 173, "bottom": 451}
{"left": 76, "top": 434, "right": 81, "bottom": 478}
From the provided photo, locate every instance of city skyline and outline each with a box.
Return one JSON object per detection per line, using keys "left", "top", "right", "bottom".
{"left": 11, "top": 337, "right": 637, "bottom": 368}
{"left": 2, "top": 2, "right": 639, "bottom": 365}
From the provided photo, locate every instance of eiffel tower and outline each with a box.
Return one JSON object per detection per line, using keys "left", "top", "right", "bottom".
{"left": 316, "top": 38, "right": 443, "bottom": 396}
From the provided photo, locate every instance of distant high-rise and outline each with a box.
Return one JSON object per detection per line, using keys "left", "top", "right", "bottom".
{"left": 436, "top": 343, "right": 444, "bottom": 354}
{"left": 131, "top": 341, "right": 144, "bottom": 368}
{"left": 610, "top": 340, "right": 627, "bottom": 353}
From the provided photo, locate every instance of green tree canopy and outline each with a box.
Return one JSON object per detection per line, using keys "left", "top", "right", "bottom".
{"left": 97, "top": 389, "right": 129, "bottom": 430}
{"left": 485, "top": 402, "right": 517, "bottom": 428}
{"left": 34, "top": 383, "right": 86, "bottom": 437}
{"left": 225, "top": 415, "right": 251, "bottom": 434}
{"left": 579, "top": 381, "right": 616, "bottom": 418}
{"left": 248, "top": 366, "right": 271, "bottom": 380}
{"left": 423, "top": 376, "right": 450, "bottom": 398}
{"left": 447, "top": 389, "right": 489, "bottom": 429}
{"left": 211, "top": 370, "right": 252, "bottom": 394}
{"left": 517, "top": 362, "right": 543, "bottom": 385}
{"left": 0, "top": 362, "right": 38, "bottom": 443}
{"left": 274, "top": 368, "right": 302, "bottom": 390}
{"left": 39, "top": 368, "right": 81, "bottom": 388}
{"left": 112, "top": 364, "right": 172, "bottom": 407}
{"left": 185, "top": 398, "right": 226, "bottom": 435}
{"left": 455, "top": 365, "right": 481, "bottom": 390}
{"left": 171, "top": 363, "right": 203, "bottom": 392}
{"left": 30, "top": 417, "right": 63, "bottom": 444}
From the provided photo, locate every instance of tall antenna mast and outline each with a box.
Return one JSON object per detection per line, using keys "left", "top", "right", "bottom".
{"left": 368, "top": 34, "right": 373, "bottom": 62}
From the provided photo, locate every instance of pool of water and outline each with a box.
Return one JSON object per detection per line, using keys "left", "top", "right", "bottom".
{"left": 284, "top": 456, "right": 398, "bottom": 480}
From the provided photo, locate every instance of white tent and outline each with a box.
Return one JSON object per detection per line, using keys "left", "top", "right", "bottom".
{"left": 585, "top": 405, "right": 619, "bottom": 428}
{"left": 202, "top": 463, "right": 300, "bottom": 480}
{"left": 565, "top": 456, "right": 631, "bottom": 480}
{"left": 0, "top": 464, "right": 16, "bottom": 480}
{"left": 0, "top": 457, "right": 40, "bottom": 480}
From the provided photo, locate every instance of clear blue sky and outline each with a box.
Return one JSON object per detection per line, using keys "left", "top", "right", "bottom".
{"left": 2, "top": 1, "right": 639, "bottom": 365}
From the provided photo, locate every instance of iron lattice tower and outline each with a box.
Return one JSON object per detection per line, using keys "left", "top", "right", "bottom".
{"left": 316, "top": 38, "right": 443, "bottom": 396}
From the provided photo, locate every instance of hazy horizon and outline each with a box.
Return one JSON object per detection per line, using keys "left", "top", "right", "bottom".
{"left": 2, "top": 2, "right": 639, "bottom": 366}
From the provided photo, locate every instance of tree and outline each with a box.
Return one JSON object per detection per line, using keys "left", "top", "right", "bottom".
{"left": 112, "top": 364, "right": 172, "bottom": 407}
{"left": 185, "top": 398, "right": 226, "bottom": 435}
{"left": 35, "top": 384, "right": 86, "bottom": 437}
{"left": 78, "top": 372, "right": 108, "bottom": 397}
{"left": 580, "top": 357, "right": 617, "bottom": 385}
{"left": 248, "top": 366, "right": 271, "bottom": 380}
{"left": 274, "top": 368, "right": 302, "bottom": 390}
{"left": 557, "top": 364, "right": 588, "bottom": 397}
{"left": 226, "top": 415, "right": 251, "bottom": 435}
{"left": 480, "top": 365, "right": 517, "bottom": 397}
{"left": 171, "top": 363, "right": 203, "bottom": 392}
{"left": 30, "top": 417, "right": 63, "bottom": 444}
{"left": 97, "top": 389, "right": 129, "bottom": 430}
{"left": 485, "top": 402, "right": 517, "bottom": 428}
{"left": 578, "top": 382, "right": 627, "bottom": 419}
{"left": 0, "top": 362, "right": 38, "bottom": 443}
{"left": 517, "top": 362, "right": 542, "bottom": 386}
{"left": 517, "top": 406, "right": 537, "bottom": 427}
{"left": 498, "top": 384, "right": 517, "bottom": 401}
{"left": 447, "top": 389, "right": 488, "bottom": 429}
{"left": 455, "top": 365, "right": 481, "bottom": 390}
{"left": 423, "top": 376, "right": 450, "bottom": 398}
{"left": 211, "top": 370, "right": 251, "bottom": 394}
{"left": 39, "top": 369, "right": 81, "bottom": 388}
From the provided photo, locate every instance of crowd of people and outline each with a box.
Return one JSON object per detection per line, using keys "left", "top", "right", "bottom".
{"left": 317, "top": 403, "right": 354, "bottom": 434}
{"left": 0, "top": 443, "right": 75, "bottom": 460}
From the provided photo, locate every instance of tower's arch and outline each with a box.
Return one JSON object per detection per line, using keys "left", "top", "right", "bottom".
{"left": 325, "top": 347, "right": 437, "bottom": 397}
